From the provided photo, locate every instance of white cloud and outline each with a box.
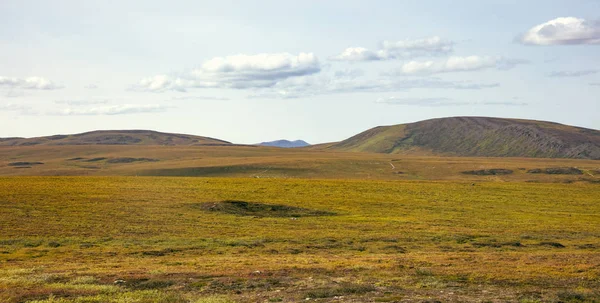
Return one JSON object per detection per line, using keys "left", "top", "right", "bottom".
{"left": 394, "top": 56, "right": 527, "bottom": 75}
{"left": 519, "top": 17, "right": 600, "bottom": 45}
{"left": 0, "top": 76, "right": 63, "bottom": 90}
{"left": 329, "top": 47, "right": 385, "bottom": 61}
{"left": 548, "top": 70, "right": 598, "bottom": 77}
{"left": 330, "top": 36, "right": 453, "bottom": 62}
{"left": 248, "top": 73, "right": 499, "bottom": 99}
{"left": 172, "top": 95, "right": 230, "bottom": 101}
{"left": 53, "top": 104, "right": 170, "bottom": 116}
{"left": 132, "top": 52, "right": 321, "bottom": 92}
{"left": 0, "top": 103, "right": 32, "bottom": 111}
{"left": 84, "top": 84, "right": 99, "bottom": 89}
{"left": 591, "top": 82, "right": 600, "bottom": 86}
{"left": 333, "top": 69, "right": 365, "bottom": 79}
{"left": 0, "top": 103, "right": 37, "bottom": 115}
{"left": 55, "top": 100, "right": 110, "bottom": 106}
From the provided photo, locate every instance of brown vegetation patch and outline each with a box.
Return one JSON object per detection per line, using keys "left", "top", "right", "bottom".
{"left": 197, "top": 200, "right": 335, "bottom": 218}
{"left": 462, "top": 169, "right": 513, "bottom": 175}
{"left": 527, "top": 167, "right": 583, "bottom": 175}
{"left": 8, "top": 162, "right": 44, "bottom": 166}
{"left": 106, "top": 157, "right": 159, "bottom": 164}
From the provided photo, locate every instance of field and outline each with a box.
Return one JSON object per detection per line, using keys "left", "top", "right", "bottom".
{"left": 1, "top": 145, "right": 600, "bottom": 302}
{"left": 1, "top": 173, "right": 599, "bottom": 302}
{"left": 1, "top": 145, "right": 599, "bottom": 183}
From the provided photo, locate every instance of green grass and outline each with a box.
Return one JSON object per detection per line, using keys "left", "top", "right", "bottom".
{"left": 1, "top": 176, "right": 599, "bottom": 302}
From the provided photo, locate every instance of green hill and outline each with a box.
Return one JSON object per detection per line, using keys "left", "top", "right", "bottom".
{"left": 0, "top": 130, "right": 230, "bottom": 146}
{"left": 326, "top": 117, "right": 600, "bottom": 159}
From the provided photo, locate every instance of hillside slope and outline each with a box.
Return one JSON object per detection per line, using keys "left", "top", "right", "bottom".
{"left": 258, "top": 140, "right": 310, "bottom": 148}
{"left": 0, "top": 130, "right": 230, "bottom": 146}
{"left": 327, "top": 117, "right": 600, "bottom": 159}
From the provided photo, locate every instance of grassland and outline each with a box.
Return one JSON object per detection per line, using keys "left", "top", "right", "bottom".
{"left": 1, "top": 176, "right": 599, "bottom": 302}
{"left": 1, "top": 145, "right": 599, "bottom": 184}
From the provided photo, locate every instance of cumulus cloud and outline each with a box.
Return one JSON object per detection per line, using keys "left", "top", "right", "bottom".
{"left": 329, "top": 47, "right": 385, "bottom": 61}
{"left": 132, "top": 52, "right": 321, "bottom": 92}
{"left": 53, "top": 104, "right": 170, "bottom": 116}
{"left": 393, "top": 56, "right": 527, "bottom": 75}
{"left": 519, "top": 17, "right": 600, "bottom": 45}
{"left": 330, "top": 36, "right": 454, "bottom": 61}
{"left": 0, "top": 76, "right": 63, "bottom": 90}
{"left": 375, "top": 97, "right": 527, "bottom": 107}
{"left": 548, "top": 70, "right": 598, "bottom": 77}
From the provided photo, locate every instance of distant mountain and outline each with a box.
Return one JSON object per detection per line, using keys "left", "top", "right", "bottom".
{"left": 258, "top": 140, "right": 310, "bottom": 148}
{"left": 0, "top": 130, "right": 230, "bottom": 146}
{"left": 324, "top": 117, "right": 600, "bottom": 159}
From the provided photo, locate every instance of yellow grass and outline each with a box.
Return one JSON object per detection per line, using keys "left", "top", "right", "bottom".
{"left": 1, "top": 176, "right": 599, "bottom": 302}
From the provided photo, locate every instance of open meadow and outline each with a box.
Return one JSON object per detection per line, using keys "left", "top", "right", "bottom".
{"left": 1, "top": 173, "right": 599, "bottom": 302}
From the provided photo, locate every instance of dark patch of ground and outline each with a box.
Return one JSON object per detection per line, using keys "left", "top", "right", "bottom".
{"left": 83, "top": 157, "right": 108, "bottom": 162}
{"left": 106, "top": 157, "right": 159, "bottom": 164}
{"left": 8, "top": 162, "right": 44, "bottom": 166}
{"left": 527, "top": 167, "right": 583, "bottom": 175}
{"left": 462, "top": 169, "right": 513, "bottom": 175}
{"left": 197, "top": 200, "right": 336, "bottom": 218}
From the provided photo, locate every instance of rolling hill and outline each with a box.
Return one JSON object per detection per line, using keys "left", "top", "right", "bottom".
{"left": 258, "top": 139, "right": 310, "bottom": 148}
{"left": 326, "top": 117, "right": 600, "bottom": 159}
{"left": 0, "top": 130, "right": 231, "bottom": 146}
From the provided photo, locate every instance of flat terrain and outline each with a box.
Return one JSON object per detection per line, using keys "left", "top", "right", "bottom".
{"left": 1, "top": 143, "right": 599, "bottom": 302}
{"left": 1, "top": 145, "right": 599, "bottom": 183}
{"left": 1, "top": 176, "right": 599, "bottom": 302}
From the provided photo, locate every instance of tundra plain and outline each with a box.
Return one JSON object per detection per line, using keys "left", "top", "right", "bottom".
{"left": 1, "top": 145, "right": 599, "bottom": 302}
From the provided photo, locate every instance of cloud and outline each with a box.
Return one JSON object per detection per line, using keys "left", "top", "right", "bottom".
{"left": 519, "top": 17, "right": 600, "bottom": 45}
{"left": 0, "top": 103, "right": 32, "bottom": 111}
{"left": 172, "top": 95, "right": 230, "bottom": 101}
{"left": 333, "top": 69, "right": 366, "bottom": 79}
{"left": 85, "top": 84, "right": 99, "bottom": 89}
{"left": 591, "top": 82, "right": 600, "bottom": 86}
{"left": 132, "top": 52, "right": 321, "bottom": 92}
{"left": 480, "top": 101, "right": 528, "bottom": 106}
{"left": 4, "top": 90, "right": 26, "bottom": 98}
{"left": 330, "top": 36, "right": 453, "bottom": 61}
{"left": 375, "top": 97, "right": 527, "bottom": 107}
{"left": 548, "top": 70, "right": 598, "bottom": 77}
{"left": 0, "top": 103, "right": 37, "bottom": 115}
{"left": 248, "top": 73, "right": 499, "bottom": 99}
{"left": 52, "top": 104, "right": 170, "bottom": 116}
{"left": 393, "top": 56, "right": 527, "bottom": 75}
{"left": 0, "top": 76, "right": 63, "bottom": 90}
{"left": 329, "top": 47, "right": 384, "bottom": 61}
{"left": 54, "top": 100, "right": 110, "bottom": 106}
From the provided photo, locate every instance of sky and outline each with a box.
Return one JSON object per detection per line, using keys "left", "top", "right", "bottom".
{"left": 1, "top": 0, "right": 599, "bottom": 144}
